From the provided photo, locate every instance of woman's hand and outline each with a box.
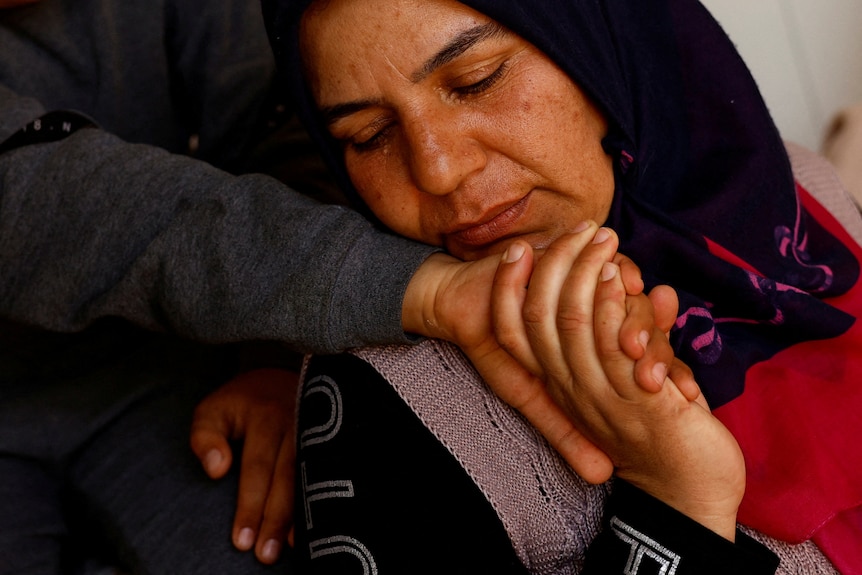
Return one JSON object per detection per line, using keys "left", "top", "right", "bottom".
{"left": 403, "top": 250, "right": 615, "bottom": 484}
{"left": 493, "top": 225, "right": 698, "bottom": 400}
{"left": 401, "top": 222, "right": 688, "bottom": 484}
{"left": 493, "top": 224, "right": 745, "bottom": 540}
{"left": 189, "top": 368, "right": 299, "bottom": 564}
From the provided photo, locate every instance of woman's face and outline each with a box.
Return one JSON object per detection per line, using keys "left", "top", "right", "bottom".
{"left": 302, "top": 0, "right": 615, "bottom": 261}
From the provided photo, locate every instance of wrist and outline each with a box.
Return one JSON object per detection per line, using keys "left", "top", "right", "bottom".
{"left": 591, "top": 480, "right": 778, "bottom": 574}
{"left": 673, "top": 506, "right": 740, "bottom": 542}
{"left": 402, "top": 252, "right": 460, "bottom": 340}
{"left": 620, "top": 474, "right": 743, "bottom": 542}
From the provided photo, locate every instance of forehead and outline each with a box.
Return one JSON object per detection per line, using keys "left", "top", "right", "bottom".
{"left": 300, "top": 0, "right": 493, "bottom": 99}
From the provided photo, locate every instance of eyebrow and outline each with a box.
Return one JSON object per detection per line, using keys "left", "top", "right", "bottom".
{"left": 320, "top": 21, "right": 509, "bottom": 126}
{"left": 411, "top": 21, "right": 509, "bottom": 83}
{"left": 321, "top": 98, "right": 384, "bottom": 126}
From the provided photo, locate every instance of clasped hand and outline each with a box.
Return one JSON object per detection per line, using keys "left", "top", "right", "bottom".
{"left": 189, "top": 222, "right": 746, "bottom": 565}
{"left": 411, "top": 221, "right": 744, "bottom": 539}
{"left": 490, "top": 222, "right": 745, "bottom": 541}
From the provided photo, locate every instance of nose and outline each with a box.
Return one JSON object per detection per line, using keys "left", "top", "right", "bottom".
{"left": 403, "top": 111, "right": 486, "bottom": 197}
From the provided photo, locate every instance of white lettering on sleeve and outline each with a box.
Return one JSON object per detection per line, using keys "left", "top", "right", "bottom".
{"left": 309, "top": 536, "right": 378, "bottom": 575}
{"left": 610, "top": 516, "right": 682, "bottom": 575}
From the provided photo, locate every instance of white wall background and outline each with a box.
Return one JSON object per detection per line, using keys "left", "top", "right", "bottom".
{"left": 700, "top": 0, "right": 862, "bottom": 150}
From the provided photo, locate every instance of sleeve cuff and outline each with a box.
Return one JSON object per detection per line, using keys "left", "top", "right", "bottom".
{"left": 584, "top": 480, "right": 779, "bottom": 575}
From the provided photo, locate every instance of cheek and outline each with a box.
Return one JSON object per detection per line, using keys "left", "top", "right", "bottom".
{"left": 347, "top": 155, "right": 429, "bottom": 242}
{"left": 493, "top": 75, "right": 573, "bottom": 163}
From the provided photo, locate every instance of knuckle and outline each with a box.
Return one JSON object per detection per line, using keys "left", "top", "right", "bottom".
{"left": 522, "top": 299, "right": 553, "bottom": 325}
{"left": 556, "top": 301, "right": 593, "bottom": 332}
{"left": 494, "top": 329, "right": 521, "bottom": 353}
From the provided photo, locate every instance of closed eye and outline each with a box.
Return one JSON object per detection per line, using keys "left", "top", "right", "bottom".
{"left": 347, "top": 118, "right": 395, "bottom": 153}
{"left": 453, "top": 61, "right": 508, "bottom": 97}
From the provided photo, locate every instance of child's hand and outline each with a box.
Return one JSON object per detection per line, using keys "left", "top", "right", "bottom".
{"left": 613, "top": 254, "right": 701, "bottom": 401}
{"left": 591, "top": 257, "right": 742, "bottom": 539}
{"left": 403, "top": 248, "right": 615, "bottom": 484}
{"left": 498, "top": 226, "right": 743, "bottom": 539}
{"left": 491, "top": 224, "right": 692, "bottom": 398}
{"left": 189, "top": 368, "right": 299, "bottom": 564}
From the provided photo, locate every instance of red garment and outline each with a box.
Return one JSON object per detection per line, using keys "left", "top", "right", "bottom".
{"left": 714, "top": 187, "right": 862, "bottom": 573}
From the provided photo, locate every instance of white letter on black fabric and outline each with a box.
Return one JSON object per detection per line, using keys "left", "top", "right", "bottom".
{"left": 309, "top": 536, "right": 378, "bottom": 575}
{"left": 300, "top": 375, "right": 343, "bottom": 448}
{"left": 610, "top": 516, "right": 682, "bottom": 575}
{"left": 301, "top": 461, "right": 355, "bottom": 530}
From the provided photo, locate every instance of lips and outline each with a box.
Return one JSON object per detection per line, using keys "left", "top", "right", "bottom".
{"left": 447, "top": 192, "right": 531, "bottom": 251}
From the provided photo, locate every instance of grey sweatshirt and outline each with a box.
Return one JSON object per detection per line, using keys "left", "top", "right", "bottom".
{"left": 0, "top": 0, "right": 436, "bottom": 353}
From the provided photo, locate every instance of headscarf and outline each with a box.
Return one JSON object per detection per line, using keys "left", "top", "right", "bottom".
{"left": 264, "top": 0, "right": 862, "bottom": 568}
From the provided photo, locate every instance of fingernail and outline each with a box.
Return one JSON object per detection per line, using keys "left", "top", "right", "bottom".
{"left": 236, "top": 527, "right": 255, "bottom": 551}
{"left": 638, "top": 330, "right": 650, "bottom": 351}
{"left": 592, "top": 228, "right": 611, "bottom": 244}
{"left": 573, "top": 220, "right": 590, "bottom": 233}
{"left": 652, "top": 362, "right": 668, "bottom": 386}
{"left": 503, "top": 242, "right": 526, "bottom": 263}
{"left": 261, "top": 539, "right": 281, "bottom": 563}
{"left": 204, "top": 449, "right": 222, "bottom": 473}
{"left": 600, "top": 262, "right": 617, "bottom": 281}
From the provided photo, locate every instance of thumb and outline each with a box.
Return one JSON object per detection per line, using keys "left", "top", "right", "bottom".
{"left": 469, "top": 343, "right": 615, "bottom": 484}
{"left": 508, "top": 368, "right": 615, "bottom": 484}
{"left": 492, "top": 240, "right": 544, "bottom": 376}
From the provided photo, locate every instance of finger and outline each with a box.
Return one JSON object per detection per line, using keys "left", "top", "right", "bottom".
{"left": 630, "top": 284, "right": 681, "bottom": 394}
{"left": 554, "top": 227, "right": 621, "bottom": 383}
{"left": 232, "top": 420, "right": 283, "bottom": 553}
{"left": 523, "top": 222, "right": 605, "bottom": 382}
{"left": 631, "top": 324, "right": 672, "bottom": 394}
{"left": 593, "top": 261, "right": 639, "bottom": 394}
{"left": 492, "top": 240, "right": 543, "bottom": 376}
{"left": 506, "top": 368, "right": 615, "bottom": 484}
{"left": 617, "top": 293, "right": 654, "bottom": 362}
{"left": 614, "top": 253, "right": 645, "bottom": 296}
{"left": 189, "top": 401, "right": 234, "bottom": 479}
{"left": 668, "top": 358, "right": 704, "bottom": 403}
{"left": 648, "top": 284, "right": 680, "bottom": 335}
{"left": 254, "top": 436, "right": 296, "bottom": 564}
{"left": 467, "top": 343, "right": 614, "bottom": 483}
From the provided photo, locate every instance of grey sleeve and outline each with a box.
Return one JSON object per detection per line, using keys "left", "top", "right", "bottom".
{"left": 0, "top": 92, "right": 437, "bottom": 353}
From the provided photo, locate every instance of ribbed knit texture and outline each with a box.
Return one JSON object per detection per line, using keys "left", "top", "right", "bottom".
{"left": 355, "top": 340, "right": 608, "bottom": 575}
{"left": 357, "top": 338, "right": 843, "bottom": 574}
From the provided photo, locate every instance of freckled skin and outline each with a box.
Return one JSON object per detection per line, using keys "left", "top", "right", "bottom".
{"left": 301, "top": 0, "right": 615, "bottom": 262}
